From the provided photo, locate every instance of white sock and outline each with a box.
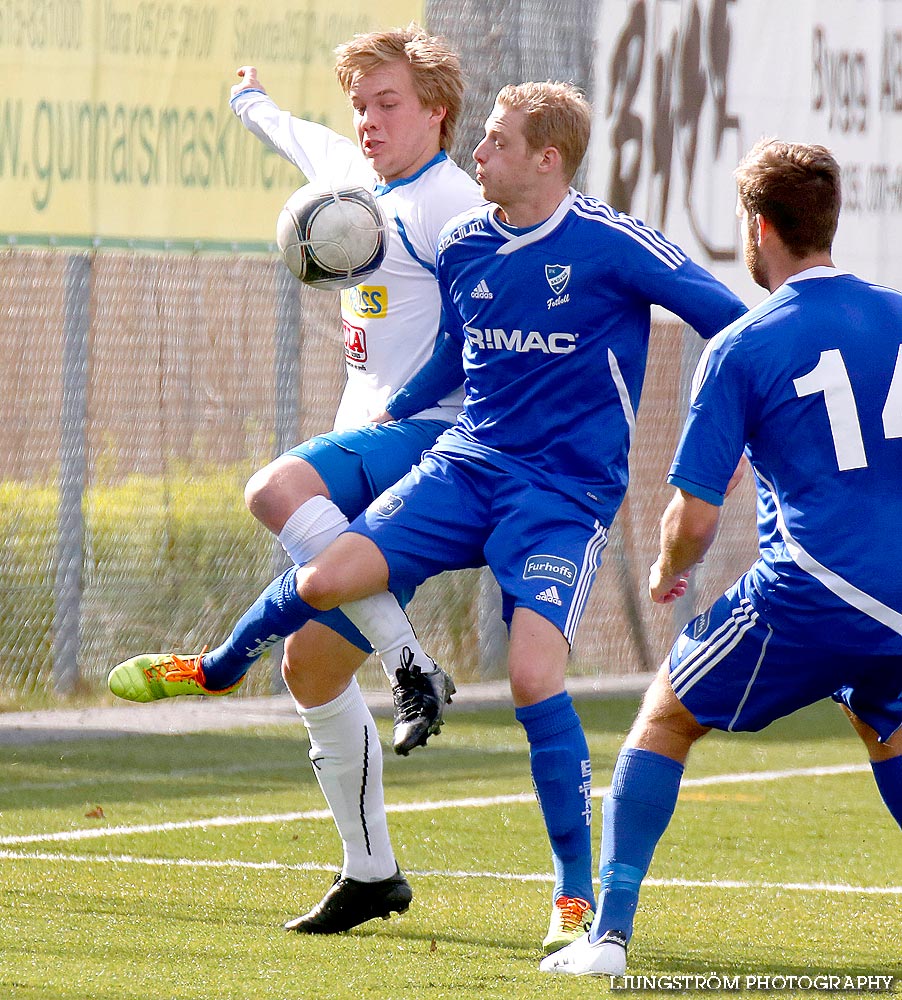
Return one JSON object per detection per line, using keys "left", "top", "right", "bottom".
{"left": 278, "top": 495, "right": 348, "bottom": 566}
{"left": 295, "top": 678, "right": 397, "bottom": 882}
{"left": 342, "top": 593, "right": 438, "bottom": 679}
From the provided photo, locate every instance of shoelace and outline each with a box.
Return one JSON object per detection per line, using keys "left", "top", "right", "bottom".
{"left": 555, "top": 896, "right": 592, "bottom": 931}
{"left": 162, "top": 647, "right": 208, "bottom": 684}
{"left": 392, "top": 648, "right": 433, "bottom": 721}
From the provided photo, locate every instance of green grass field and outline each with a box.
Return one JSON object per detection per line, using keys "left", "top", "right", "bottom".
{"left": 0, "top": 695, "right": 899, "bottom": 1000}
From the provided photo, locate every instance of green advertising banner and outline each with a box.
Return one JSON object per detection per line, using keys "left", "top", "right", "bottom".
{"left": 1, "top": 0, "right": 424, "bottom": 250}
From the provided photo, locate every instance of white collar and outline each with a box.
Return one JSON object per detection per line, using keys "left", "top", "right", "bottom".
{"left": 784, "top": 265, "right": 850, "bottom": 284}
{"left": 489, "top": 189, "right": 578, "bottom": 255}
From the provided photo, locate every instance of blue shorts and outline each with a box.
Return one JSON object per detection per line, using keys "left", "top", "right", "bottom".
{"left": 285, "top": 418, "right": 449, "bottom": 652}
{"left": 670, "top": 575, "right": 902, "bottom": 741}
{"left": 350, "top": 450, "right": 608, "bottom": 643}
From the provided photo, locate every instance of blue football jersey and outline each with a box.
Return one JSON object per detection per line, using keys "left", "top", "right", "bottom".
{"left": 669, "top": 267, "right": 902, "bottom": 652}
{"left": 428, "top": 191, "right": 745, "bottom": 524}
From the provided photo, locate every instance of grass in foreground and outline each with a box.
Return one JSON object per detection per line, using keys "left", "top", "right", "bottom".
{"left": 0, "top": 696, "right": 899, "bottom": 999}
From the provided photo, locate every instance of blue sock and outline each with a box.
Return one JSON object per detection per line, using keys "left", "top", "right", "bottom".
{"left": 201, "top": 568, "right": 319, "bottom": 690}
{"left": 591, "top": 747, "right": 684, "bottom": 942}
{"left": 871, "top": 756, "right": 902, "bottom": 829}
{"left": 516, "top": 692, "right": 594, "bottom": 906}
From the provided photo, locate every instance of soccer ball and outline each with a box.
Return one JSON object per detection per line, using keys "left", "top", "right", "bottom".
{"left": 276, "top": 184, "right": 387, "bottom": 291}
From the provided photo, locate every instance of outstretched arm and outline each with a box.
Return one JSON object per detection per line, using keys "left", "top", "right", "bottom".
{"left": 229, "top": 66, "right": 360, "bottom": 182}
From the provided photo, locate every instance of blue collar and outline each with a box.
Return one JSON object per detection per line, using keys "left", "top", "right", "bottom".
{"left": 494, "top": 213, "right": 544, "bottom": 236}
{"left": 374, "top": 149, "right": 448, "bottom": 195}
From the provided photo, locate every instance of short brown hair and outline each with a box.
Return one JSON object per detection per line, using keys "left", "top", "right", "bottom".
{"left": 494, "top": 82, "right": 591, "bottom": 183}
{"left": 734, "top": 139, "right": 841, "bottom": 257}
{"left": 334, "top": 24, "right": 464, "bottom": 150}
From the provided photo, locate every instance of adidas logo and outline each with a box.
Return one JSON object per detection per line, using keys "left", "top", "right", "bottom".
{"left": 536, "top": 586, "right": 562, "bottom": 606}
{"left": 470, "top": 279, "right": 493, "bottom": 299}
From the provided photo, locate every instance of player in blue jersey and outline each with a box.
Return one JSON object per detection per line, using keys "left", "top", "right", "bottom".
{"left": 130, "top": 80, "right": 744, "bottom": 949}
{"left": 542, "top": 139, "right": 902, "bottom": 977}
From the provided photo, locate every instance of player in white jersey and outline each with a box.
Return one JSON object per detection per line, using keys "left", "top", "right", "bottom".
{"left": 231, "top": 78, "right": 473, "bottom": 432}
{"left": 108, "top": 27, "right": 482, "bottom": 933}
{"left": 148, "top": 81, "right": 743, "bottom": 951}
{"left": 543, "top": 140, "right": 902, "bottom": 978}
{"left": 230, "top": 37, "right": 480, "bottom": 751}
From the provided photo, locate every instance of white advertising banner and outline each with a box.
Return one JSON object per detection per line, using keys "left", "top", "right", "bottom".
{"left": 589, "top": 0, "right": 902, "bottom": 302}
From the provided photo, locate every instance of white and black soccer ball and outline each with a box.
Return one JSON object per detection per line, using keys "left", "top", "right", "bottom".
{"left": 276, "top": 184, "right": 387, "bottom": 291}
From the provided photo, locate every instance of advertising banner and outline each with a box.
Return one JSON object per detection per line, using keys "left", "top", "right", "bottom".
{"left": 1, "top": 0, "right": 423, "bottom": 250}
{"left": 589, "top": 0, "right": 902, "bottom": 298}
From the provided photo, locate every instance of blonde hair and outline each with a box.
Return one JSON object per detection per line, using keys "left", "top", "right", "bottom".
{"left": 495, "top": 81, "right": 591, "bottom": 182}
{"left": 735, "top": 139, "right": 841, "bottom": 256}
{"left": 334, "top": 24, "right": 464, "bottom": 150}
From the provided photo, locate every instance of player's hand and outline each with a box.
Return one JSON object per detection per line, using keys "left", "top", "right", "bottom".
{"left": 649, "top": 559, "right": 690, "bottom": 604}
{"left": 232, "top": 66, "right": 265, "bottom": 98}
{"left": 369, "top": 410, "right": 395, "bottom": 425}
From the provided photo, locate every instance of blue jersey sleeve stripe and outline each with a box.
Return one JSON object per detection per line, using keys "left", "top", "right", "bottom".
{"left": 574, "top": 195, "right": 687, "bottom": 265}
{"left": 394, "top": 215, "right": 436, "bottom": 275}
{"left": 229, "top": 89, "right": 267, "bottom": 106}
{"left": 595, "top": 201, "right": 688, "bottom": 266}
{"left": 573, "top": 198, "right": 686, "bottom": 269}
{"left": 666, "top": 473, "right": 726, "bottom": 506}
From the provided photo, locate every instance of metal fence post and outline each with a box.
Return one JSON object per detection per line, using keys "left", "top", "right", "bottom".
{"left": 53, "top": 253, "right": 92, "bottom": 694}
{"left": 270, "top": 264, "right": 302, "bottom": 692}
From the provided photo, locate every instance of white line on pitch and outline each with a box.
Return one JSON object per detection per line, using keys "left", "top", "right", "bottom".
{"left": 0, "top": 763, "right": 870, "bottom": 847}
{"left": 0, "top": 848, "right": 898, "bottom": 898}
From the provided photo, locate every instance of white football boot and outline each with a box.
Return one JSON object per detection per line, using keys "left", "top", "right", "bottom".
{"left": 539, "top": 928, "right": 628, "bottom": 976}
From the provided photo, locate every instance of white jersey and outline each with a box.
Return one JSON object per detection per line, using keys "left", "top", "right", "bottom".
{"left": 231, "top": 89, "right": 482, "bottom": 430}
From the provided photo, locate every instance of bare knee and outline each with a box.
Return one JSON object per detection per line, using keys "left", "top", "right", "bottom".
{"left": 244, "top": 456, "right": 327, "bottom": 534}
{"left": 281, "top": 623, "right": 365, "bottom": 709}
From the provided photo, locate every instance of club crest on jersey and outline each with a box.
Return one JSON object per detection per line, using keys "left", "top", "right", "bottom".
{"left": 545, "top": 264, "right": 571, "bottom": 295}
{"left": 523, "top": 554, "right": 577, "bottom": 587}
{"left": 373, "top": 493, "right": 404, "bottom": 517}
{"left": 545, "top": 264, "right": 571, "bottom": 309}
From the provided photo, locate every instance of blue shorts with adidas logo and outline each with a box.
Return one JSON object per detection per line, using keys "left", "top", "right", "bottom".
{"left": 348, "top": 448, "right": 608, "bottom": 643}
{"left": 670, "top": 574, "right": 902, "bottom": 741}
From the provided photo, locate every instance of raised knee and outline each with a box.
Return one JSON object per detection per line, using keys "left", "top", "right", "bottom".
{"left": 245, "top": 466, "right": 309, "bottom": 533}
{"left": 244, "top": 467, "right": 275, "bottom": 519}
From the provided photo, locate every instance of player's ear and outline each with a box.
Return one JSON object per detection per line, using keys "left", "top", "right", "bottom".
{"left": 537, "top": 145, "right": 562, "bottom": 175}
{"left": 754, "top": 213, "right": 766, "bottom": 245}
{"left": 428, "top": 104, "right": 447, "bottom": 129}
